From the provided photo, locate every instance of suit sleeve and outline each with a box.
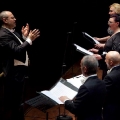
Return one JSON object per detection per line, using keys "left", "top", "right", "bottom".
{"left": 0, "top": 34, "right": 30, "bottom": 54}
{"left": 103, "top": 75, "right": 113, "bottom": 94}
{"left": 64, "top": 85, "right": 89, "bottom": 114}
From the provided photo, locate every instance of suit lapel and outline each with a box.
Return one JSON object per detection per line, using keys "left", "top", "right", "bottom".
{"left": 2, "top": 27, "right": 22, "bottom": 44}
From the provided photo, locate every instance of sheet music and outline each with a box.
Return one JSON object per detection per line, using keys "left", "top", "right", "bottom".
{"left": 41, "top": 90, "right": 63, "bottom": 104}
{"left": 84, "top": 32, "right": 100, "bottom": 44}
{"left": 41, "top": 81, "right": 77, "bottom": 104}
{"left": 66, "top": 74, "right": 86, "bottom": 88}
{"left": 74, "top": 44, "right": 93, "bottom": 55}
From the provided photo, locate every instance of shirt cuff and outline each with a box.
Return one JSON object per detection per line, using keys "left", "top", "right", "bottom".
{"left": 22, "top": 35, "right": 27, "bottom": 40}
{"left": 26, "top": 38, "right": 32, "bottom": 45}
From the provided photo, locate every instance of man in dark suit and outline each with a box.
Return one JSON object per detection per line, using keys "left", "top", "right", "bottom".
{"left": 103, "top": 51, "right": 120, "bottom": 120}
{"left": 0, "top": 10, "right": 40, "bottom": 120}
{"left": 59, "top": 55, "right": 107, "bottom": 120}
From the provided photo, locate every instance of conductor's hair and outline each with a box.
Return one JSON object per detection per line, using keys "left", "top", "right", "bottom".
{"left": 0, "top": 10, "right": 9, "bottom": 27}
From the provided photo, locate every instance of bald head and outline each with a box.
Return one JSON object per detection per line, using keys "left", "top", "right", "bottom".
{"left": 0, "top": 11, "right": 10, "bottom": 20}
{"left": 105, "top": 51, "right": 120, "bottom": 69}
{"left": 0, "top": 10, "right": 16, "bottom": 29}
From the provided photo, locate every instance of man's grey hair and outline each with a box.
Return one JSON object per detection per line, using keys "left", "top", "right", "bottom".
{"left": 0, "top": 11, "right": 9, "bottom": 21}
{"left": 81, "top": 55, "right": 99, "bottom": 74}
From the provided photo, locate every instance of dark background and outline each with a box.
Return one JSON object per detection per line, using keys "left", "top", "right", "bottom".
{"left": 0, "top": 0, "right": 119, "bottom": 98}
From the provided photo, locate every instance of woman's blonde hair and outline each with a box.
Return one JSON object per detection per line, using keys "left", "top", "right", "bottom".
{"left": 109, "top": 3, "right": 120, "bottom": 14}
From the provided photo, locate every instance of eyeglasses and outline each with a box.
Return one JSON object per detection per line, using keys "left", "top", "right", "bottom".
{"left": 108, "top": 21, "right": 115, "bottom": 24}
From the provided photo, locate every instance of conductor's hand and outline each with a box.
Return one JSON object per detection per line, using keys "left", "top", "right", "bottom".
{"left": 21, "top": 23, "right": 30, "bottom": 37}
{"left": 28, "top": 29, "right": 40, "bottom": 41}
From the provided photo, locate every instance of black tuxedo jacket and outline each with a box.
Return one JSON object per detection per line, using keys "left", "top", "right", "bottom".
{"left": 65, "top": 76, "right": 106, "bottom": 120}
{"left": 0, "top": 27, "right": 30, "bottom": 77}
{"left": 103, "top": 65, "right": 120, "bottom": 120}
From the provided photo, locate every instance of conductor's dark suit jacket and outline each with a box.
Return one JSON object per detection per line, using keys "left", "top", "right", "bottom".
{"left": 65, "top": 76, "right": 106, "bottom": 120}
{"left": 103, "top": 65, "right": 120, "bottom": 120}
{"left": 0, "top": 27, "right": 30, "bottom": 78}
